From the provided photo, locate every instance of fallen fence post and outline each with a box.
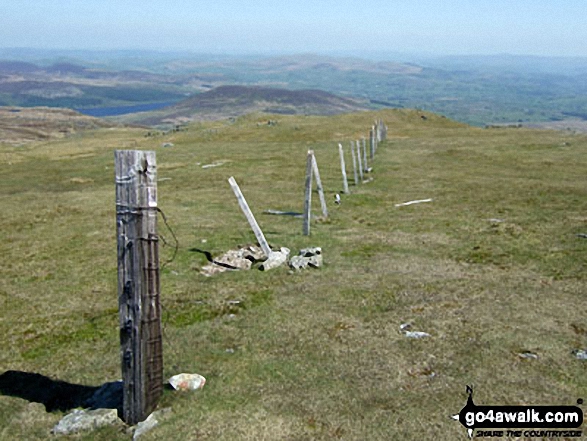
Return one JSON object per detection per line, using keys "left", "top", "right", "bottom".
{"left": 350, "top": 141, "right": 359, "bottom": 186}
{"left": 303, "top": 150, "right": 314, "bottom": 235}
{"left": 228, "top": 176, "right": 272, "bottom": 257}
{"left": 338, "top": 143, "right": 349, "bottom": 194}
{"left": 311, "top": 153, "right": 328, "bottom": 218}
{"left": 115, "top": 150, "right": 163, "bottom": 426}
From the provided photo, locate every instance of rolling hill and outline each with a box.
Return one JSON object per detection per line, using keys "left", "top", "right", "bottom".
{"left": 118, "top": 85, "right": 371, "bottom": 126}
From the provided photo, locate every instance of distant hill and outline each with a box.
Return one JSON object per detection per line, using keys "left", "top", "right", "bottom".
{"left": 0, "top": 106, "right": 118, "bottom": 144}
{"left": 125, "top": 85, "right": 371, "bottom": 126}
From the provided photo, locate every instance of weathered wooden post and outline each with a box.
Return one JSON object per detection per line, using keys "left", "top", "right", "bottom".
{"left": 369, "top": 128, "right": 375, "bottom": 159}
{"left": 338, "top": 143, "right": 349, "bottom": 194}
{"left": 356, "top": 140, "right": 364, "bottom": 181}
{"left": 350, "top": 141, "right": 359, "bottom": 185}
{"left": 362, "top": 137, "right": 368, "bottom": 172}
{"left": 228, "top": 177, "right": 272, "bottom": 257}
{"left": 115, "top": 150, "right": 163, "bottom": 426}
{"left": 311, "top": 153, "right": 328, "bottom": 218}
{"left": 303, "top": 150, "right": 314, "bottom": 235}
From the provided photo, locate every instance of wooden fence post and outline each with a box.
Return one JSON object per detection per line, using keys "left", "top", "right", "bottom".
{"left": 350, "top": 141, "right": 359, "bottom": 186}
{"left": 356, "top": 140, "right": 364, "bottom": 182}
{"left": 228, "top": 177, "right": 272, "bottom": 257}
{"left": 115, "top": 150, "right": 163, "bottom": 426}
{"left": 338, "top": 143, "right": 349, "bottom": 194}
{"left": 362, "top": 137, "right": 368, "bottom": 172}
{"left": 369, "top": 128, "right": 375, "bottom": 159}
{"left": 303, "top": 150, "right": 314, "bottom": 235}
{"left": 311, "top": 153, "right": 328, "bottom": 218}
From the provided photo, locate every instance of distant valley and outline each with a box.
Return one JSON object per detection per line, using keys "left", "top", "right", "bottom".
{"left": 1, "top": 51, "right": 587, "bottom": 128}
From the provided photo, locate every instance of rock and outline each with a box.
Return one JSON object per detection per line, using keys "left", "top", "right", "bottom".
{"left": 259, "top": 247, "right": 290, "bottom": 271}
{"left": 52, "top": 408, "right": 119, "bottom": 435}
{"left": 133, "top": 412, "right": 158, "bottom": 440}
{"left": 161, "top": 142, "right": 174, "bottom": 148}
{"left": 84, "top": 380, "right": 122, "bottom": 410}
{"left": 404, "top": 331, "right": 431, "bottom": 339}
{"left": 289, "top": 247, "right": 323, "bottom": 270}
{"left": 573, "top": 349, "right": 587, "bottom": 360}
{"left": 200, "top": 245, "right": 265, "bottom": 276}
{"left": 517, "top": 351, "right": 538, "bottom": 360}
{"left": 168, "top": 373, "right": 206, "bottom": 391}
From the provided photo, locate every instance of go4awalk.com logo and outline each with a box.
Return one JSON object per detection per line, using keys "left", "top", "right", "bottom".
{"left": 452, "top": 386, "right": 584, "bottom": 439}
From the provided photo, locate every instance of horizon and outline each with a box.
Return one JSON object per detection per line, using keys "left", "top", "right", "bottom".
{"left": 1, "top": 1, "right": 585, "bottom": 58}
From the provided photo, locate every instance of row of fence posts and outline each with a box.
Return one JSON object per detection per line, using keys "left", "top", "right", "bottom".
{"left": 304, "top": 119, "right": 387, "bottom": 235}
{"left": 112, "top": 117, "right": 387, "bottom": 424}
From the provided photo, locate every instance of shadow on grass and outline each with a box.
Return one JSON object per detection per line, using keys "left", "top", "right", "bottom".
{"left": 0, "top": 370, "right": 122, "bottom": 413}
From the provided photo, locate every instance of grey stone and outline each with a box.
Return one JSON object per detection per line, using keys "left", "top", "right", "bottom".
{"left": 289, "top": 247, "right": 323, "bottom": 270}
{"left": 133, "top": 413, "right": 158, "bottom": 440}
{"left": 52, "top": 408, "right": 119, "bottom": 435}
{"left": 259, "top": 247, "right": 290, "bottom": 271}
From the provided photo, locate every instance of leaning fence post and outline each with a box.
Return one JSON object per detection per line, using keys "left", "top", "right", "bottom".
{"left": 350, "top": 141, "right": 359, "bottom": 185}
{"left": 311, "top": 153, "right": 328, "bottom": 218}
{"left": 338, "top": 143, "right": 349, "bottom": 194}
{"left": 228, "top": 177, "right": 272, "bottom": 257}
{"left": 115, "top": 150, "right": 163, "bottom": 426}
{"left": 356, "top": 140, "right": 364, "bottom": 181}
{"left": 303, "top": 150, "right": 314, "bottom": 235}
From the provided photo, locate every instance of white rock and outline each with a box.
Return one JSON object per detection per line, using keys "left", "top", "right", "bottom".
{"left": 168, "top": 373, "right": 206, "bottom": 391}
{"left": 403, "top": 331, "right": 431, "bottom": 339}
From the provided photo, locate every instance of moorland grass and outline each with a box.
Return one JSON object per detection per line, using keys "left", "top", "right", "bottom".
{"left": 0, "top": 109, "right": 586, "bottom": 440}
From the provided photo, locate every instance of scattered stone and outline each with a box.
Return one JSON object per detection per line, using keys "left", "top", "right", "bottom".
{"left": 52, "top": 408, "right": 119, "bottom": 435}
{"left": 576, "top": 234, "right": 587, "bottom": 239}
{"left": 84, "top": 380, "right": 123, "bottom": 410}
{"left": 488, "top": 218, "right": 505, "bottom": 223}
{"left": 404, "top": 331, "right": 431, "bottom": 339}
{"left": 289, "top": 247, "right": 323, "bottom": 270}
{"left": 259, "top": 247, "right": 290, "bottom": 271}
{"left": 132, "top": 413, "right": 158, "bottom": 440}
{"left": 200, "top": 245, "right": 265, "bottom": 276}
{"left": 517, "top": 351, "right": 539, "bottom": 360}
{"left": 572, "top": 349, "right": 587, "bottom": 360}
{"left": 168, "top": 373, "right": 206, "bottom": 391}
{"left": 161, "top": 142, "right": 174, "bottom": 148}
{"left": 400, "top": 323, "right": 430, "bottom": 338}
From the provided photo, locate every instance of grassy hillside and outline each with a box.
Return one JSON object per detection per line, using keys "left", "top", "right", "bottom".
{"left": 118, "top": 85, "right": 370, "bottom": 126}
{"left": 1, "top": 109, "right": 586, "bottom": 440}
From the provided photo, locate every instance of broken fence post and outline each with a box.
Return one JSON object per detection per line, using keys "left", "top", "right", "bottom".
{"left": 303, "top": 150, "right": 314, "bottom": 236}
{"left": 311, "top": 153, "right": 328, "bottom": 218}
{"left": 338, "top": 143, "right": 349, "bottom": 194}
{"left": 350, "top": 141, "right": 359, "bottom": 186}
{"left": 356, "top": 140, "right": 364, "bottom": 182}
{"left": 228, "top": 176, "right": 272, "bottom": 257}
{"left": 115, "top": 150, "right": 163, "bottom": 426}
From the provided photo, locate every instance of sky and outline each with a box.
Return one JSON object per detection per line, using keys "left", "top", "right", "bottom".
{"left": 1, "top": 0, "right": 586, "bottom": 57}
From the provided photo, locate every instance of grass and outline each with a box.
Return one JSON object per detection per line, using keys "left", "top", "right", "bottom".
{"left": 1, "top": 109, "right": 586, "bottom": 440}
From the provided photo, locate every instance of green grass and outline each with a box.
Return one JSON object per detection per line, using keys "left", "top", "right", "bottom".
{"left": 1, "top": 109, "right": 586, "bottom": 440}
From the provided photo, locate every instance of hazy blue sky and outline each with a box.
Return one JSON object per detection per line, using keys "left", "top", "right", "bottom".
{"left": 1, "top": 0, "right": 585, "bottom": 56}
